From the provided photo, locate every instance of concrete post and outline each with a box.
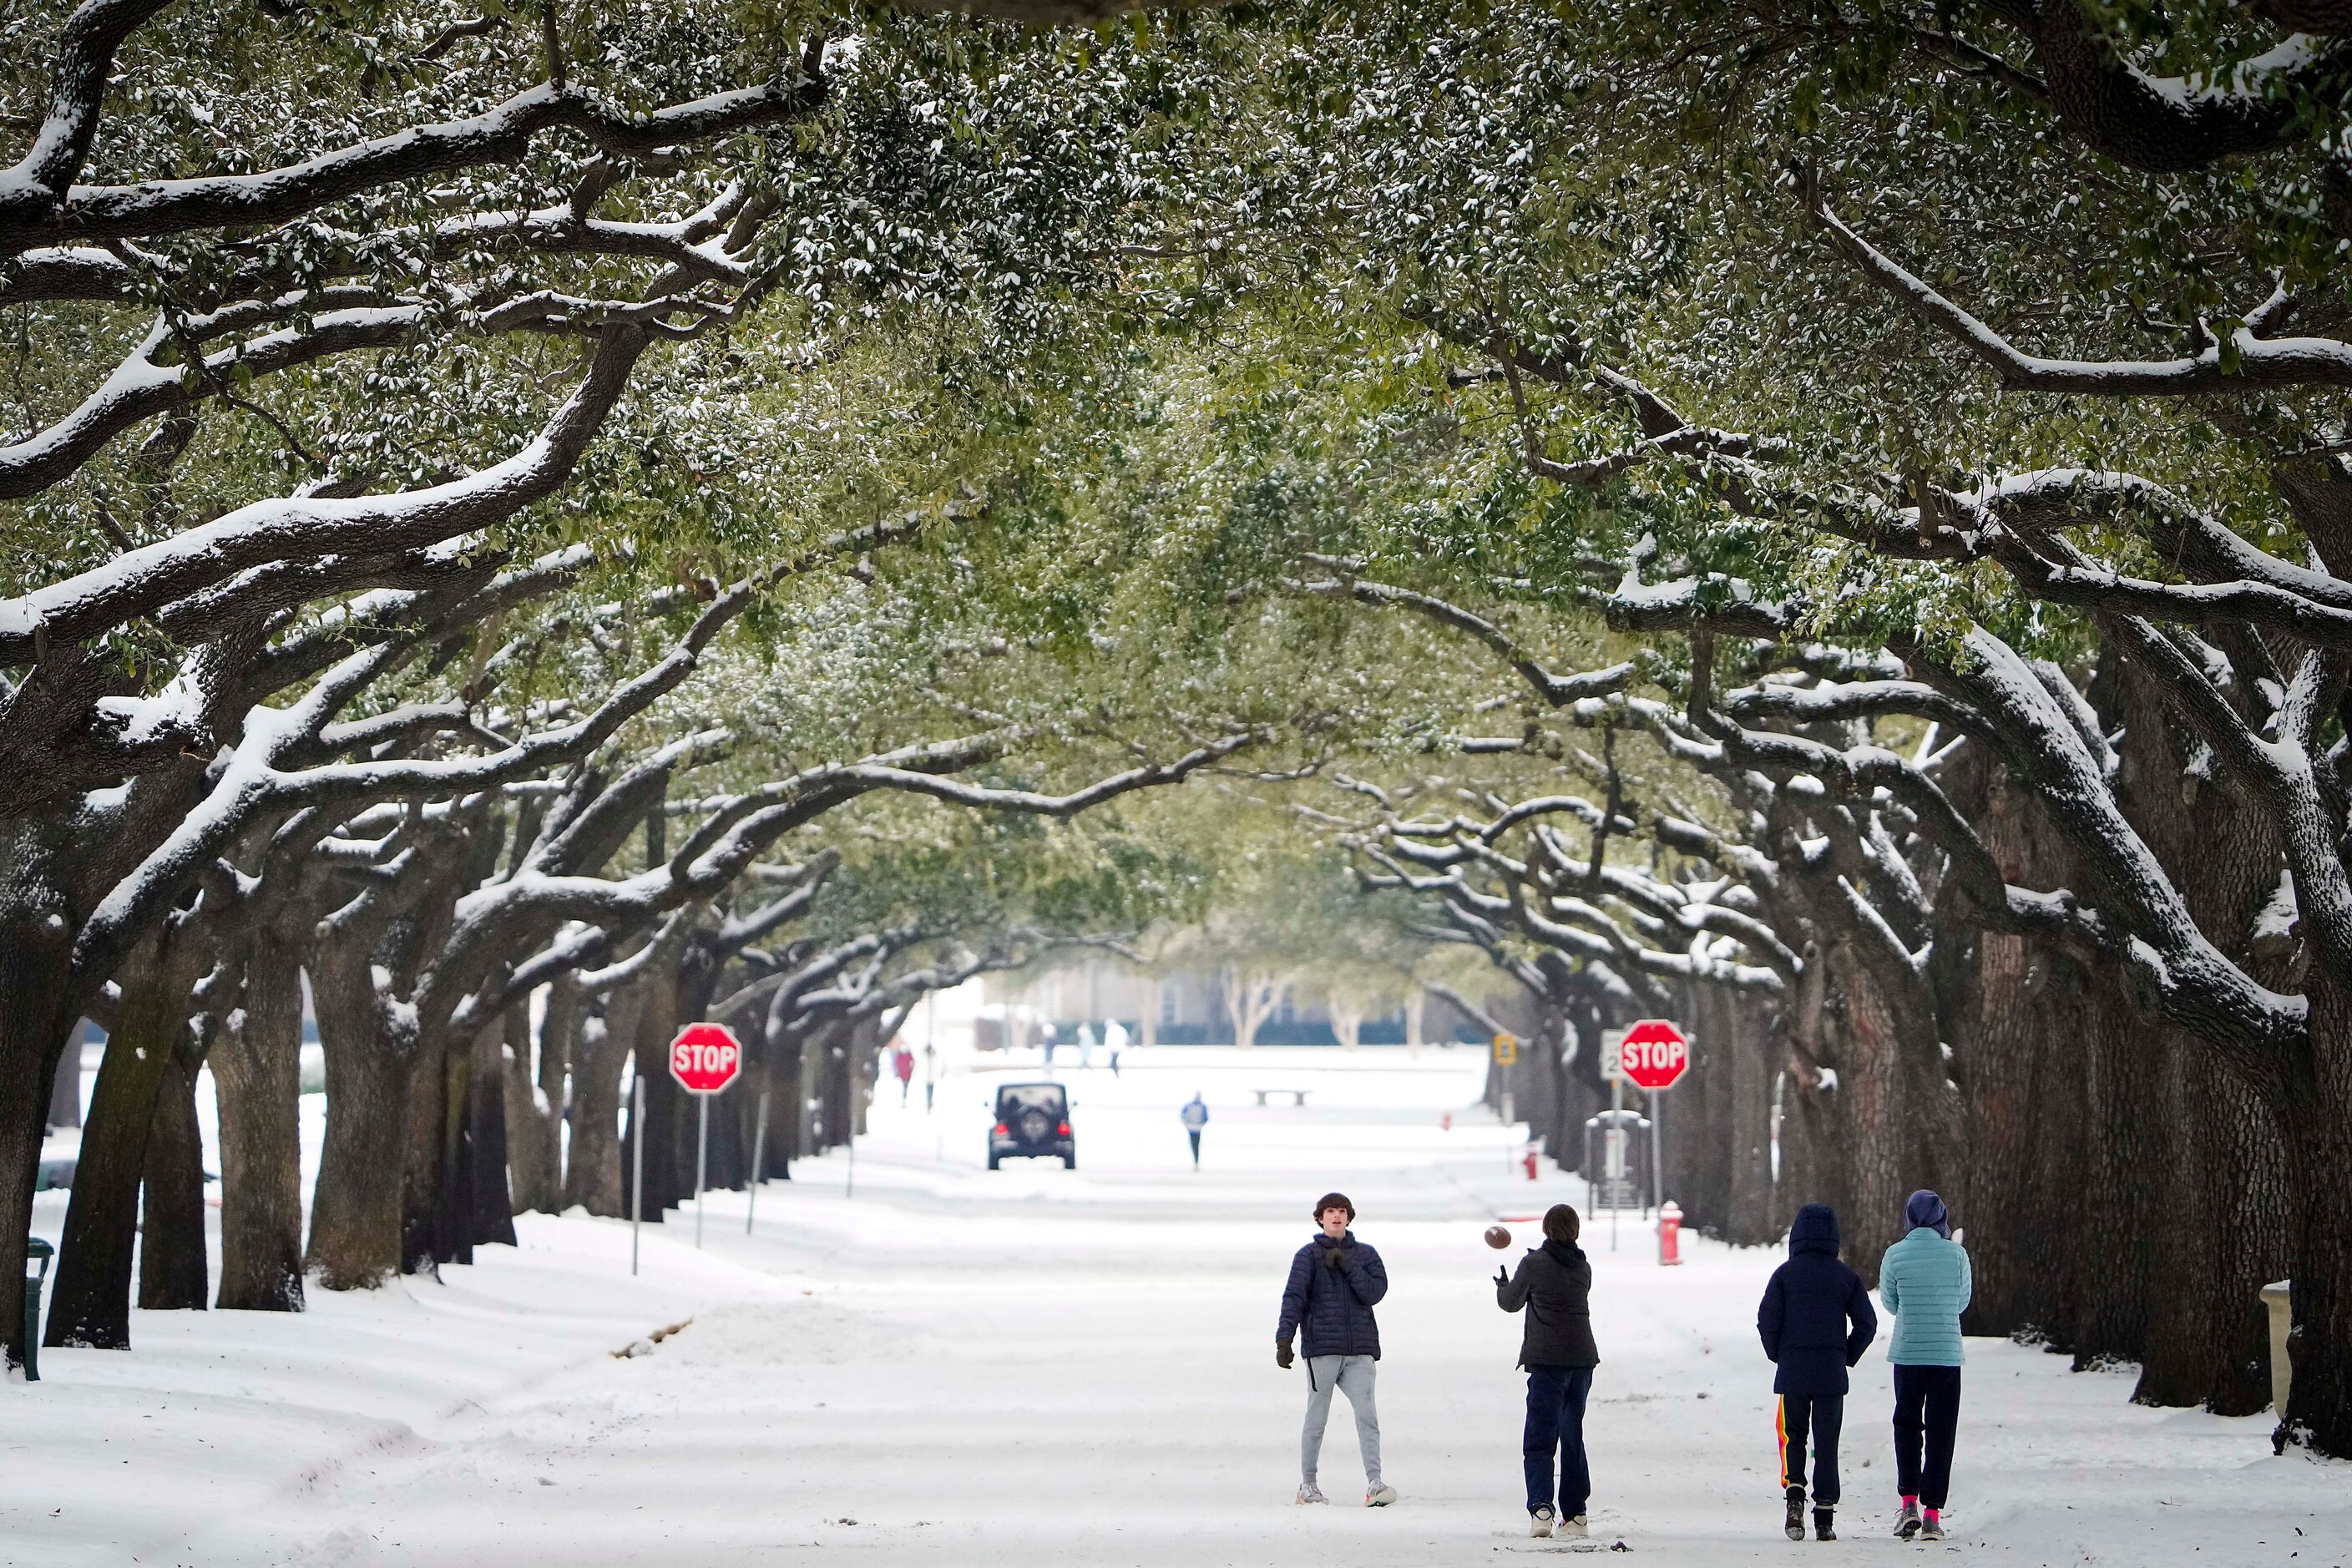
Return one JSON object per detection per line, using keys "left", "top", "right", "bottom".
{"left": 2262, "top": 1279, "right": 2293, "bottom": 1423}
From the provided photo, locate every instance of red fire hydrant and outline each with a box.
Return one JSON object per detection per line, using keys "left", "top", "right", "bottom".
{"left": 1523, "top": 1146, "right": 1540, "bottom": 1181}
{"left": 1657, "top": 1201, "right": 1684, "bottom": 1267}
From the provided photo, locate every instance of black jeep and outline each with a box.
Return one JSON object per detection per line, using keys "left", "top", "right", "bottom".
{"left": 989, "top": 1082, "right": 1075, "bottom": 1170}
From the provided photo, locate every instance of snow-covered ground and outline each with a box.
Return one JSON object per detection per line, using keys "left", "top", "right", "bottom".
{"left": 8, "top": 1043, "right": 2345, "bottom": 1567}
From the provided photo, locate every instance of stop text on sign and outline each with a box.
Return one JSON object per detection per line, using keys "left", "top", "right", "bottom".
{"left": 669, "top": 1022, "right": 742, "bottom": 1095}
{"left": 1616, "top": 1019, "right": 1690, "bottom": 1091}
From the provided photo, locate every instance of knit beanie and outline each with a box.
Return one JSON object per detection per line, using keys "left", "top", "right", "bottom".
{"left": 1904, "top": 1188, "right": 1952, "bottom": 1238}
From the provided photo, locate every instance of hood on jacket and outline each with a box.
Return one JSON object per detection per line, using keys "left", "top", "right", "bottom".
{"left": 1904, "top": 1189, "right": 1951, "bottom": 1239}
{"left": 1788, "top": 1202, "right": 1841, "bottom": 1257}
{"left": 1540, "top": 1237, "right": 1583, "bottom": 1267}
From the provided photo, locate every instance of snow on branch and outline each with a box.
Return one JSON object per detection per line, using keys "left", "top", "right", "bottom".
{"left": 1970, "top": 5, "right": 2327, "bottom": 175}
{"left": 1806, "top": 185, "right": 2352, "bottom": 394}
{"left": 0, "top": 301, "right": 422, "bottom": 502}
{"left": 2, "top": 75, "right": 825, "bottom": 255}
{"left": 0, "top": 245, "right": 133, "bottom": 306}
{"left": 0, "top": 0, "right": 174, "bottom": 225}
{"left": 810, "top": 731, "right": 1260, "bottom": 818}
{"left": 1294, "top": 564, "right": 1641, "bottom": 706}
{"left": 0, "top": 321, "right": 653, "bottom": 658}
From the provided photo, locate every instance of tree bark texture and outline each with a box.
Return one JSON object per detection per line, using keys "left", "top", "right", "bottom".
{"left": 211, "top": 933, "right": 306, "bottom": 1311}
{"left": 306, "top": 943, "right": 409, "bottom": 1290}
{"left": 46, "top": 1037, "right": 82, "bottom": 1129}
{"left": 502, "top": 997, "right": 559, "bottom": 1216}
{"left": 0, "top": 858, "right": 80, "bottom": 1369}
{"left": 467, "top": 1016, "right": 518, "bottom": 1250}
{"left": 46, "top": 943, "right": 185, "bottom": 1348}
{"left": 2102, "top": 652, "right": 2293, "bottom": 1411}
{"left": 565, "top": 1000, "right": 631, "bottom": 1218}
{"left": 136, "top": 1027, "right": 210, "bottom": 1312}
{"left": 2279, "top": 979, "right": 2352, "bottom": 1453}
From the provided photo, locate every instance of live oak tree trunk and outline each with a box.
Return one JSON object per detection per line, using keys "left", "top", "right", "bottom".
{"left": 401, "top": 1019, "right": 451, "bottom": 1274}
{"left": 2102, "top": 651, "right": 2293, "bottom": 1411}
{"left": 1817, "top": 942, "right": 1909, "bottom": 1281}
{"left": 46, "top": 941, "right": 187, "bottom": 1348}
{"left": 637, "top": 967, "right": 690, "bottom": 1217}
{"left": 502, "top": 997, "right": 560, "bottom": 1216}
{"left": 212, "top": 933, "right": 306, "bottom": 1311}
{"left": 137, "top": 1026, "right": 210, "bottom": 1312}
{"left": 2279, "top": 981, "right": 2352, "bottom": 1454}
{"left": 564, "top": 1003, "right": 631, "bottom": 1217}
{"left": 0, "top": 843, "right": 81, "bottom": 1369}
{"left": 1935, "top": 744, "right": 2096, "bottom": 1342}
{"left": 306, "top": 943, "right": 409, "bottom": 1291}
{"left": 466, "top": 1016, "right": 518, "bottom": 1250}
{"left": 1722, "top": 989, "right": 1780, "bottom": 1246}
{"left": 1666, "top": 982, "right": 1725, "bottom": 1235}
{"left": 46, "top": 1041, "right": 82, "bottom": 1130}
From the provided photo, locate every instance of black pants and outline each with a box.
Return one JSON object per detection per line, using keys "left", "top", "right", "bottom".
{"left": 1777, "top": 1391, "right": 1843, "bottom": 1505}
{"left": 1523, "top": 1364, "right": 1593, "bottom": 1515}
{"left": 1892, "top": 1365, "right": 1962, "bottom": 1509}
{"left": 1186, "top": 1130, "right": 1201, "bottom": 1164}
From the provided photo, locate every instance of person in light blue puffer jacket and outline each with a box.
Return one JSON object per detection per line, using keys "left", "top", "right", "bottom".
{"left": 1879, "top": 1190, "right": 1970, "bottom": 1542}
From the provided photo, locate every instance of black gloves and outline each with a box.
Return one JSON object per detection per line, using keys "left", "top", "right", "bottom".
{"left": 1276, "top": 1338, "right": 1295, "bottom": 1369}
{"left": 1495, "top": 1267, "right": 1510, "bottom": 1287}
{"left": 1323, "top": 1245, "right": 1348, "bottom": 1272}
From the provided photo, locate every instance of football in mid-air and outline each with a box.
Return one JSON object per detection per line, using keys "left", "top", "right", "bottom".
{"left": 1484, "top": 1225, "right": 1512, "bottom": 1250}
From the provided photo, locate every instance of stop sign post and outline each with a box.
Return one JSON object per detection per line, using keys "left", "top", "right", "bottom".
{"left": 667, "top": 1023, "right": 742, "bottom": 1250}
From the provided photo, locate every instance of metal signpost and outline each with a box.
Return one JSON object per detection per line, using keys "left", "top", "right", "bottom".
{"left": 669, "top": 1021, "right": 744, "bottom": 1248}
{"left": 1599, "top": 1029, "right": 1626, "bottom": 1249}
{"left": 745, "top": 1088, "right": 771, "bottom": 1236}
{"left": 630, "top": 1076, "right": 645, "bottom": 1277}
{"left": 1492, "top": 1033, "right": 1519, "bottom": 1171}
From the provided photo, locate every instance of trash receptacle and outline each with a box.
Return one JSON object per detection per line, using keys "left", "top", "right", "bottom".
{"left": 23, "top": 1237, "right": 53, "bottom": 1383}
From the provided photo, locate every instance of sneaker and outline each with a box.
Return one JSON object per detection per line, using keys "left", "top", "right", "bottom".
{"left": 1920, "top": 1510, "right": 1945, "bottom": 1542}
{"left": 1785, "top": 1485, "right": 1807, "bottom": 1541}
{"left": 1294, "top": 1482, "right": 1327, "bottom": 1505}
{"left": 1894, "top": 1500, "right": 1921, "bottom": 1540}
{"left": 1558, "top": 1515, "right": 1589, "bottom": 1538}
{"left": 1813, "top": 1508, "right": 1837, "bottom": 1542}
{"left": 1365, "top": 1483, "right": 1397, "bottom": 1507}
{"left": 1530, "top": 1505, "right": 1555, "bottom": 1538}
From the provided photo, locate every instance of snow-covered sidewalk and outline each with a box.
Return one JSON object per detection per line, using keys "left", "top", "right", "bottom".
{"left": 6, "top": 1045, "right": 2343, "bottom": 1566}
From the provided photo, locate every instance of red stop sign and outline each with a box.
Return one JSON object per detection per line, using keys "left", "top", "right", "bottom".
{"left": 669, "top": 1022, "right": 742, "bottom": 1095}
{"left": 1619, "top": 1019, "right": 1689, "bottom": 1090}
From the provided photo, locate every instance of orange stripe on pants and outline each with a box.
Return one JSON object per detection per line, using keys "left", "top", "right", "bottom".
{"left": 1776, "top": 1395, "right": 1790, "bottom": 1490}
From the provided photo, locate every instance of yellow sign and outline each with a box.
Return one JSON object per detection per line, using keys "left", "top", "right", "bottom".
{"left": 1492, "top": 1032, "right": 1518, "bottom": 1065}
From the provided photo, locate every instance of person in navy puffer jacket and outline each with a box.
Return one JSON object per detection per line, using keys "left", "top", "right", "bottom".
{"left": 1276, "top": 1192, "right": 1393, "bottom": 1506}
{"left": 1879, "top": 1189, "right": 1972, "bottom": 1542}
{"left": 1758, "top": 1203, "right": 1876, "bottom": 1542}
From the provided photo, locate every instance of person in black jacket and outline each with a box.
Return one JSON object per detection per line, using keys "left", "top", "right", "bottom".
{"left": 1275, "top": 1192, "right": 1395, "bottom": 1506}
{"left": 1496, "top": 1203, "right": 1599, "bottom": 1539}
{"left": 1758, "top": 1202, "right": 1878, "bottom": 1542}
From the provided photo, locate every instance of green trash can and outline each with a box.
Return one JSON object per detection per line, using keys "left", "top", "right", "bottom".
{"left": 23, "top": 1237, "right": 53, "bottom": 1383}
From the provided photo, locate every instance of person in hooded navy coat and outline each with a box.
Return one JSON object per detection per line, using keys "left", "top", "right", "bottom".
{"left": 1758, "top": 1203, "right": 1876, "bottom": 1540}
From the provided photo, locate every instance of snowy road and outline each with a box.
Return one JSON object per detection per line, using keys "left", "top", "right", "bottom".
{"left": 11, "top": 1045, "right": 2344, "bottom": 1567}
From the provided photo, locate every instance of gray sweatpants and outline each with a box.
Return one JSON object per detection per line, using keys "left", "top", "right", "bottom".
{"left": 1302, "top": 1354, "right": 1382, "bottom": 1485}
